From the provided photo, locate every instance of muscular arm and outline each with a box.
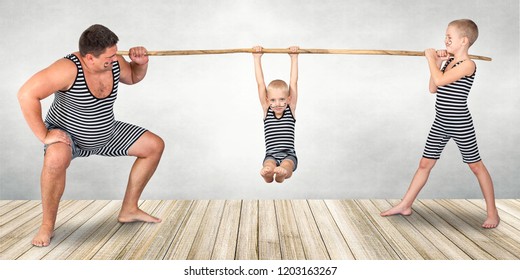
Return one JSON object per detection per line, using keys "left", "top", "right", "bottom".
{"left": 17, "top": 59, "right": 76, "bottom": 143}
{"left": 118, "top": 46, "right": 149, "bottom": 85}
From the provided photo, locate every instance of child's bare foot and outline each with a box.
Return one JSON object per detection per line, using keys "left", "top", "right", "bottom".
{"left": 118, "top": 208, "right": 162, "bottom": 223}
{"left": 482, "top": 213, "right": 500, "bottom": 229}
{"left": 380, "top": 204, "right": 413, "bottom": 217}
{"left": 32, "top": 224, "right": 54, "bottom": 247}
{"left": 261, "top": 166, "right": 274, "bottom": 183}
{"left": 274, "top": 166, "right": 288, "bottom": 183}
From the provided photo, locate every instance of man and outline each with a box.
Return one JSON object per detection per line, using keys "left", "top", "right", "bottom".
{"left": 17, "top": 24, "right": 164, "bottom": 247}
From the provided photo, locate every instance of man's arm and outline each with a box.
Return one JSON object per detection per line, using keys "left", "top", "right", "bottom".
{"left": 17, "top": 59, "right": 76, "bottom": 144}
{"left": 118, "top": 46, "right": 149, "bottom": 85}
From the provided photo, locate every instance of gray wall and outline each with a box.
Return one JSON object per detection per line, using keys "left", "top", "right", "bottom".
{"left": 1, "top": 0, "right": 518, "bottom": 200}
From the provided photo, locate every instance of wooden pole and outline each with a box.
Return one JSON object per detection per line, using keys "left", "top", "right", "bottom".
{"left": 116, "top": 48, "right": 492, "bottom": 61}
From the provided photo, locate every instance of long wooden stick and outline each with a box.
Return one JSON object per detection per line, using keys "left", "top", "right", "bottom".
{"left": 117, "top": 48, "right": 492, "bottom": 61}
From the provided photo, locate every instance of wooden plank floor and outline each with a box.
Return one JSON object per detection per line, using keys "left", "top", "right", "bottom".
{"left": 1, "top": 199, "right": 519, "bottom": 260}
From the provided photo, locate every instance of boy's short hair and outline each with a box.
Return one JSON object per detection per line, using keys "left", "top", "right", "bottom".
{"left": 449, "top": 19, "right": 478, "bottom": 47}
{"left": 79, "top": 24, "right": 119, "bottom": 57}
{"left": 267, "top": 79, "right": 289, "bottom": 95}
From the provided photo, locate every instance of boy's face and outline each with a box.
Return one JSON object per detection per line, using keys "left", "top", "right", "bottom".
{"left": 267, "top": 88, "right": 290, "bottom": 114}
{"left": 445, "top": 25, "right": 466, "bottom": 52}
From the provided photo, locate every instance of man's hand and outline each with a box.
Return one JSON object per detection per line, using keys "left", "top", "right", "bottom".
{"left": 128, "top": 46, "right": 149, "bottom": 65}
{"left": 43, "top": 130, "right": 71, "bottom": 146}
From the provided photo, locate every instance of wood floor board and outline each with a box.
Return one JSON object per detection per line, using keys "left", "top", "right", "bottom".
{"left": 421, "top": 200, "right": 517, "bottom": 260}
{"left": 1, "top": 199, "right": 518, "bottom": 260}
{"left": 236, "top": 200, "right": 259, "bottom": 260}
{"left": 162, "top": 200, "right": 209, "bottom": 260}
{"left": 211, "top": 200, "right": 242, "bottom": 260}
{"left": 377, "top": 199, "right": 471, "bottom": 260}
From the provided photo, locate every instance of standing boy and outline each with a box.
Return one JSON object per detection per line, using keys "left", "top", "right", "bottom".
{"left": 381, "top": 19, "right": 500, "bottom": 228}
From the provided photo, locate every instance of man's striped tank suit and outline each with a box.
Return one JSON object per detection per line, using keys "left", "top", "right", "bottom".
{"left": 263, "top": 106, "right": 297, "bottom": 170}
{"left": 423, "top": 58, "right": 481, "bottom": 163}
{"left": 45, "top": 54, "right": 147, "bottom": 158}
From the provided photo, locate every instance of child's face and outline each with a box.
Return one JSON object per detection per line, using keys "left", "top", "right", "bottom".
{"left": 267, "top": 88, "right": 290, "bottom": 114}
{"left": 445, "top": 25, "right": 465, "bottom": 52}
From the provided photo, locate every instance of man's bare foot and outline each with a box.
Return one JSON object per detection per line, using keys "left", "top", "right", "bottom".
{"left": 118, "top": 208, "right": 162, "bottom": 223}
{"left": 32, "top": 224, "right": 54, "bottom": 247}
{"left": 274, "top": 166, "right": 288, "bottom": 183}
{"left": 380, "top": 204, "right": 413, "bottom": 217}
{"left": 261, "top": 166, "right": 274, "bottom": 183}
{"left": 482, "top": 213, "right": 500, "bottom": 229}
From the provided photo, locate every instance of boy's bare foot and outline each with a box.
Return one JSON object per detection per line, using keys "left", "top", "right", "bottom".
{"left": 274, "top": 166, "right": 288, "bottom": 183}
{"left": 118, "top": 208, "right": 162, "bottom": 223}
{"left": 482, "top": 213, "right": 500, "bottom": 229}
{"left": 380, "top": 204, "right": 413, "bottom": 217}
{"left": 32, "top": 224, "right": 54, "bottom": 247}
{"left": 261, "top": 166, "right": 274, "bottom": 183}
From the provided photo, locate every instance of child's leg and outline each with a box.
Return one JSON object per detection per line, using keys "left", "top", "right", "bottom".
{"left": 274, "top": 159, "right": 294, "bottom": 183}
{"left": 261, "top": 159, "right": 277, "bottom": 183}
{"left": 381, "top": 157, "right": 437, "bottom": 216}
{"left": 468, "top": 160, "right": 500, "bottom": 228}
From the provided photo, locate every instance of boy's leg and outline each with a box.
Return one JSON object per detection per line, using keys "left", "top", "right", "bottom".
{"left": 33, "top": 142, "right": 72, "bottom": 247}
{"left": 261, "top": 159, "right": 277, "bottom": 183}
{"left": 119, "top": 131, "right": 164, "bottom": 223}
{"left": 468, "top": 160, "right": 500, "bottom": 228}
{"left": 274, "top": 159, "right": 294, "bottom": 183}
{"left": 381, "top": 157, "right": 436, "bottom": 216}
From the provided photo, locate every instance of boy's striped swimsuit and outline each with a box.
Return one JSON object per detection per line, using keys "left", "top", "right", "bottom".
{"left": 263, "top": 106, "right": 297, "bottom": 169}
{"left": 423, "top": 58, "right": 481, "bottom": 163}
{"left": 45, "top": 54, "right": 146, "bottom": 158}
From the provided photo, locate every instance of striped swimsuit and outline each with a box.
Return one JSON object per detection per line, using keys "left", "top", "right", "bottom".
{"left": 263, "top": 106, "right": 297, "bottom": 170}
{"left": 45, "top": 54, "right": 147, "bottom": 158}
{"left": 423, "top": 58, "right": 480, "bottom": 163}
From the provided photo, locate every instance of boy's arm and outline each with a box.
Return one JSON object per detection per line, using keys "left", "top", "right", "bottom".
{"left": 425, "top": 48, "right": 475, "bottom": 91}
{"left": 253, "top": 46, "right": 268, "bottom": 111}
{"left": 288, "top": 46, "right": 299, "bottom": 110}
{"left": 428, "top": 50, "right": 447, "bottom": 93}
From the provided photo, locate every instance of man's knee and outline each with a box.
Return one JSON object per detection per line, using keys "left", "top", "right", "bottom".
{"left": 151, "top": 134, "right": 165, "bottom": 155}
{"left": 140, "top": 132, "right": 165, "bottom": 157}
{"left": 43, "top": 143, "right": 72, "bottom": 172}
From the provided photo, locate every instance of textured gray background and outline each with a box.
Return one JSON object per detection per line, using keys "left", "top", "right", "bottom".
{"left": 1, "top": 0, "right": 518, "bottom": 199}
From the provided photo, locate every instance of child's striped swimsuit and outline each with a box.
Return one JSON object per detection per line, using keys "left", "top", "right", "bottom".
{"left": 263, "top": 106, "right": 298, "bottom": 170}
{"left": 44, "top": 54, "right": 147, "bottom": 158}
{"left": 423, "top": 58, "right": 481, "bottom": 163}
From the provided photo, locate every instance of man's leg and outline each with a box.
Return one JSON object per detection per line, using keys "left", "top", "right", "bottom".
{"left": 118, "top": 131, "right": 164, "bottom": 223}
{"left": 33, "top": 142, "right": 72, "bottom": 247}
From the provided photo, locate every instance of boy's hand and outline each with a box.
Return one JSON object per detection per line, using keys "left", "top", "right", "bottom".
{"left": 436, "top": 49, "right": 450, "bottom": 60}
{"left": 253, "top": 46, "right": 263, "bottom": 58}
{"left": 288, "top": 46, "right": 299, "bottom": 58}
{"left": 425, "top": 48, "right": 447, "bottom": 67}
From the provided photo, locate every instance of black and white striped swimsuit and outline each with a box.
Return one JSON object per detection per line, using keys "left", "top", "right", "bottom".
{"left": 423, "top": 58, "right": 480, "bottom": 163}
{"left": 263, "top": 106, "right": 297, "bottom": 170}
{"left": 45, "top": 54, "right": 147, "bottom": 158}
